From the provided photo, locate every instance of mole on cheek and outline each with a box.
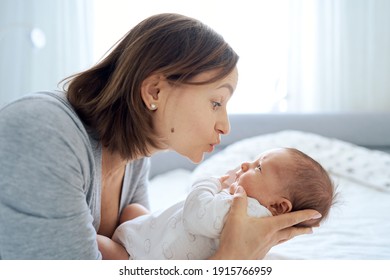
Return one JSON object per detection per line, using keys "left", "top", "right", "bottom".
{"left": 171, "top": 128, "right": 175, "bottom": 133}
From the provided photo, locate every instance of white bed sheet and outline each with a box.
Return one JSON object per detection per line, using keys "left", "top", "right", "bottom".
{"left": 148, "top": 131, "right": 390, "bottom": 260}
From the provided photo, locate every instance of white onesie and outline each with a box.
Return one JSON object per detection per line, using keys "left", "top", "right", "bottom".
{"left": 112, "top": 177, "right": 272, "bottom": 260}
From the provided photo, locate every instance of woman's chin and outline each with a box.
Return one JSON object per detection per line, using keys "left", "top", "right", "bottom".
{"left": 186, "top": 153, "right": 205, "bottom": 164}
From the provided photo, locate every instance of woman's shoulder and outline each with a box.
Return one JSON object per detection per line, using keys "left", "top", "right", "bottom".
{"left": 2, "top": 91, "right": 77, "bottom": 121}
{"left": 0, "top": 90, "right": 96, "bottom": 191}
{"left": 0, "top": 90, "right": 94, "bottom": 165}
{"left": 1, "top": 91, "right": 88, "bottom": 139}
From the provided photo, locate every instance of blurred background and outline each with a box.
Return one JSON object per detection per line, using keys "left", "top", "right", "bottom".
{"left": 1, "top": 0, "right": 389, "bottom": 113}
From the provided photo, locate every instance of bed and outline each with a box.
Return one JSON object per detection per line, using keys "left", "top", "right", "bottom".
{"left": 147, "top": 113, "right": 390, "bottom": 260}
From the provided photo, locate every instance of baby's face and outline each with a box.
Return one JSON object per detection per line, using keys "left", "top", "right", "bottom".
{"left": 233, "top": 148, "right": 292, "bottom": 208}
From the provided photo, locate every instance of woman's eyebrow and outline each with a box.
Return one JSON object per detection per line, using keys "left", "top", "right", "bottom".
{"left": 217, "top": 83, "right": 234, "bottom": 96}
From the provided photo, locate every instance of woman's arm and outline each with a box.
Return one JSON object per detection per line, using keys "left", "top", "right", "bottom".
{"left": 0, "top": 97, "right": 100, "bottom": 259}
{"left": 97, "top": 235, "right": 129, "bottom": 260}
{"left": 209, "top": 186, "right": 319, "bottom": 260}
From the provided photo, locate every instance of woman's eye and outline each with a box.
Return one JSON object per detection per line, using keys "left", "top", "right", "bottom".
{"left": 212, "top": 101, "right": 222, "bottom": 109}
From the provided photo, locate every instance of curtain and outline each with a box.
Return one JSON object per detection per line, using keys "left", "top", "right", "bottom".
{"left": 0, "top": 0, "right": 93, "bottom": 106}
{"left": 2, "top": 0, "right": 389, "bottom": 112}
{"left": 285, "top": 0, "right": 390, "bottom": 112}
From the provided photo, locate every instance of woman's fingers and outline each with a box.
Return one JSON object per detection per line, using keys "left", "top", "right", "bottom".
{"left": 275, "top": 226, "right": 313, "bottom": 245}
{"left": 271, "top": 209, "right": 321, "bottom": 231}
{"left": 216, "top": 186, "right": 321, "bottom": 260}
{"left": 229, "top": 186, "right": 248, "bottom": 215}
{"left": 269, "top": 210, "right": 320, "bottom": 243}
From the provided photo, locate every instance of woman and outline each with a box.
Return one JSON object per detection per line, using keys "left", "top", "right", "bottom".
{"left": 0, "top": 13, "right": 319, "bottom": 259}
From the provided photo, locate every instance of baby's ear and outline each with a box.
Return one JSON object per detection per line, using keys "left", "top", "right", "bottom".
{"left": 269, "top": 199, "right": 292, "bottom": 215}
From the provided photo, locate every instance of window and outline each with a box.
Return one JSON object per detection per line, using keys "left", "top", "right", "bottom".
{"left": 93, "top": 0, "right": 390, "bottom": 113}
{"left": 93, "top": 0, "right": 290, "bottom": 113}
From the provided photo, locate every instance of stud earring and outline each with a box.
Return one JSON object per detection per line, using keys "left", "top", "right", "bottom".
{"left": 150, "top": 104, "right": 157, "bottom": 110}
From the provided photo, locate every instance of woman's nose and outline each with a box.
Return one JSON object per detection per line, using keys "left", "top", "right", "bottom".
{"left": 215, "top": 112, "right": 230, "bottom": 135}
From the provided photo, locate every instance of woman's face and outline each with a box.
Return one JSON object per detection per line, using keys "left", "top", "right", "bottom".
{"left": 154, "top": 67, "right": 238, "bottom": 163}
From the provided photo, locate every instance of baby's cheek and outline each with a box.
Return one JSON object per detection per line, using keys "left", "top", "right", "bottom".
{"left": 238, "top": 175, "right": 257, "bottom": 197}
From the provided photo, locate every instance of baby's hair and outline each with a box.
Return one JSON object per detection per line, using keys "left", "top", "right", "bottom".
{"left": 283, "top": 148, "right": 337, "bottom": 227}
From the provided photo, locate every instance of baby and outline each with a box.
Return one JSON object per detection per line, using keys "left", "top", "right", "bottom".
{"left": 98, "top": 147, "right": 336, "bottom": 260}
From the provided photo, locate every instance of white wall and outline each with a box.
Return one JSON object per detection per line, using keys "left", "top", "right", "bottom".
{"left": 0, "top": 0, "right": 93, "bottom": 106}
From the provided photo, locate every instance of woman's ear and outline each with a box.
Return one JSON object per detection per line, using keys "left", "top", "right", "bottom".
{"left": 269, "top": 198, "right": 292, "bottom": 216}
{"left": 141, "top": 74, "right": 162, "bottom": 110}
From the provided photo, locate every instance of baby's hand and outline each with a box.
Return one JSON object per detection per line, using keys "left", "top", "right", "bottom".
{"left": 219, "top": 174, "right": 230, "bottom": 189}
{"left": 219, "top": 168, "right": 239, "bottom": 190}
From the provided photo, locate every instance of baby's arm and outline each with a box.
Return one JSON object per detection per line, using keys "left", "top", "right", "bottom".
{"left": 97, "top": 234, "right": 129, "bottom": 260}
{"left": 183, "top": 177, "right": 232, "bottom": 238}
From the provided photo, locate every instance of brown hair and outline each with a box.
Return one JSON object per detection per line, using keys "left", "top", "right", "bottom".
{"left": 63, "top": 13, "right": 239, "bottom": 160}
{"left": 283, "top": 148, "right": 336, "bottom": 227}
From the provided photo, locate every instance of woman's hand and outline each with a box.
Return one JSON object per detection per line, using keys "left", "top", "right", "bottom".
{"left": 210, "top": 186, "right": 321, "bottom": 260}
{"left": 97, "top": 234, "right": 129, "bottom": 260}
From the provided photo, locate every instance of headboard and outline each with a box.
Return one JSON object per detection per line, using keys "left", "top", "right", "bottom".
{"left": 149, "top": 113, "right": 390, "bottom": 178}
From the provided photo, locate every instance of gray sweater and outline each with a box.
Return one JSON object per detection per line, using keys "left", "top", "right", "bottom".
{"left": 0, "top": 91, "right": 150, "bottom": 259}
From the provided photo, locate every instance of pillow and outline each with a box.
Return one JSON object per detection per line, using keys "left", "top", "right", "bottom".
{"left": 191, "top": 130, "right": 390, "bottom": 193}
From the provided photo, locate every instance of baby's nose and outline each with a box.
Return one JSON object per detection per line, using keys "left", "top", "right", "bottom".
{"left": 240, "top": 162, "right": 249, "bottom": 172}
